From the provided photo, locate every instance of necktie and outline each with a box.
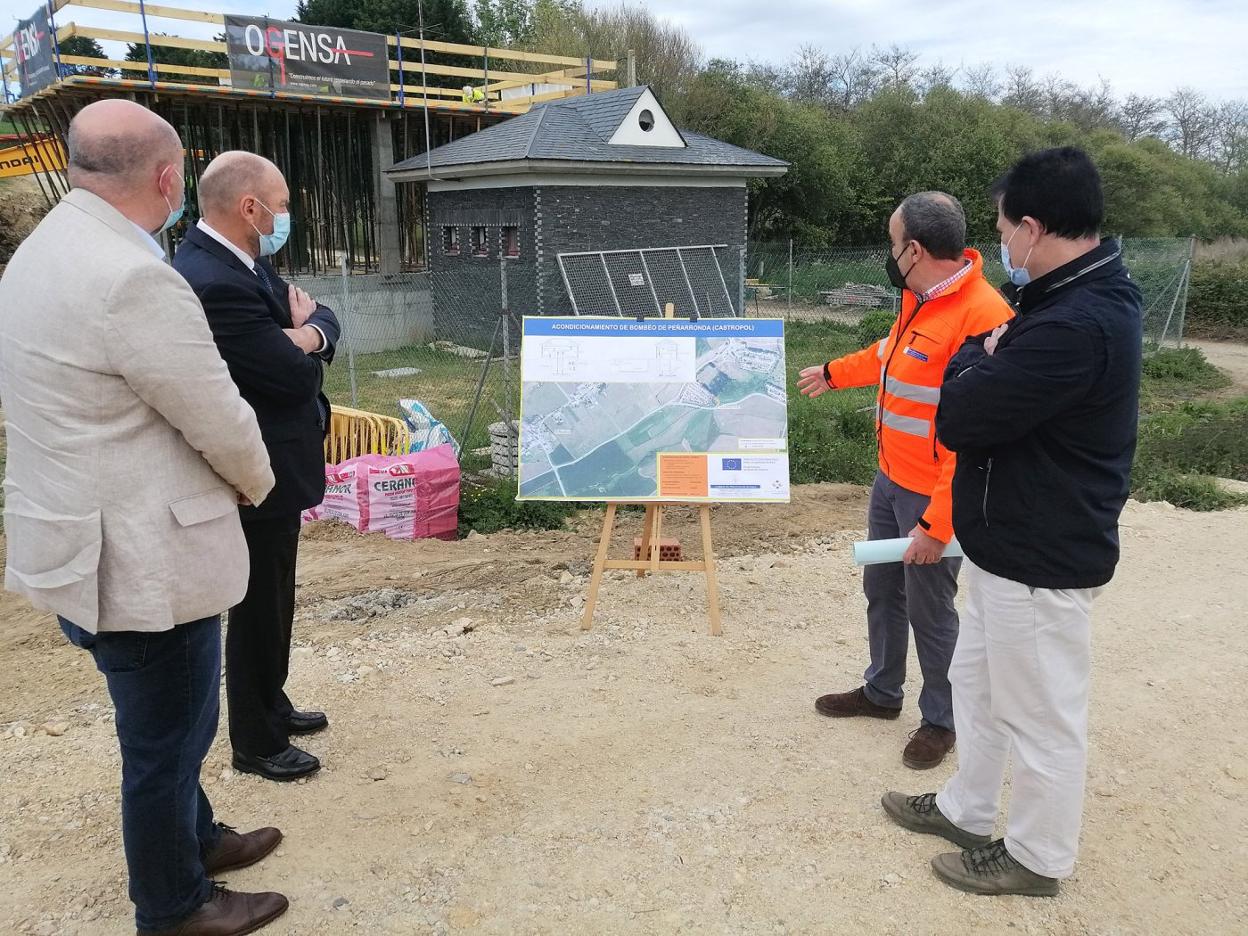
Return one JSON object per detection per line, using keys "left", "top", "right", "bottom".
{"left": 255, "top": 263, "right": 274, "bottom": 294}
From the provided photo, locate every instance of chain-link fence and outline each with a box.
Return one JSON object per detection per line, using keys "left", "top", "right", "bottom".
{"left": 744, "top": 238, "right": 1195, "bottom": 346}
{"left": 291, "top": 260, "right": 531, "bottom": 473}
{"left": 294, "top": 237, "right": 1194, "bottom": 473}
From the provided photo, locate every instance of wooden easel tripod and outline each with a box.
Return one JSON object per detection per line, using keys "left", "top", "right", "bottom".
{"left": 580, "top": 501, "right": 722, "bottom": 636}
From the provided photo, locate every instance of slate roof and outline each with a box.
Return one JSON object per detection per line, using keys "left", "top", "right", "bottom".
{"left": 387, "top": 86, "right": 788, "bottom": 177}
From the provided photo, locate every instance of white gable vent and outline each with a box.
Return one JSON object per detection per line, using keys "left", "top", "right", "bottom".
{"left": 608, "top": 88, "right": 686, "bottom": 148}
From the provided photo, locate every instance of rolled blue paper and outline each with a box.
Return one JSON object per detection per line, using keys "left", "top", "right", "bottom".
{"left": 853, "top": 537, "right": 964, "bottom": 566}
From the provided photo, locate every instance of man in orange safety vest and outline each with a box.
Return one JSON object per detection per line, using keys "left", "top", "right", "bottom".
{"left": 797, "top": 192, "right": 1013, "bottom": 770}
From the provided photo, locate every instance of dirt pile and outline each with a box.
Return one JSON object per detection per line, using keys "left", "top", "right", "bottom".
{"left": 0, "top": 178, "right": 50, "bottom": 276}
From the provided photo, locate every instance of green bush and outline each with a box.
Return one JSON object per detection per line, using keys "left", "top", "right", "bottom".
{"left": 788, "top": 390, "right": 879, "bottom": 485}
{"left": 1131, "top": 467, "right": 1245, "bottom": 511}
{"left": 1186, "top": 259, "right": 1248, "bottom": 339}
{"left": 856, "top": 309, "right": 896, "bottom": 348}
{"left": 780, "top": 320, "right": 880, "bottom": 485}
{"left": 1136, "top": 399, "right": 1248, "bottom": 481}
{"left": 1141, "top": 345, "right": 1228, "bottom": 385}
{"left": 458, "top": 477, "right": 578, "bottom": 537}
{"left": 1131, "top": 396, "right": 1248, "bottom": 511}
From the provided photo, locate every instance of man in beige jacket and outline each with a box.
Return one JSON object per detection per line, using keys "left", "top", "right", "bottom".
{"left": 0, "top": 100, "right": 285, "bottom": 936}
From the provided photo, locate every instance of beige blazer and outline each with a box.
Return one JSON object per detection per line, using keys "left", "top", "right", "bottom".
{"left": 0, "top": 189, "right": 275, "bottom": 633}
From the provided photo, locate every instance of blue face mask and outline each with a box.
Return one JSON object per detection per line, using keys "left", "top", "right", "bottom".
{"left": 251, "top": 200, "right": 292, "bottom": 257}
{"left": 157, "top": 170, "right": 184, "bottom": 234}
{"left": 1001, "top": 222, "right": 1034, "bottom": 287}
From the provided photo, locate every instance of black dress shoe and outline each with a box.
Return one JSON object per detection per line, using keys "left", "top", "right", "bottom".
{"left": 233, "top": 745, "right": 321, "bottom": 782}
{"left": 285, "top": 709, "right": 329, "bottom": 735}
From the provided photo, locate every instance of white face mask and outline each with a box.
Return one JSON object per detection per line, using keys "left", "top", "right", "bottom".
{"left": 1001, "top": 222, "right": 1034, "bottom": 287}
{"left": 157, "top": 169, "right": 185, "bottom": 234}
{"left": 249, "top": 199, "right": 291, "bottom": 257}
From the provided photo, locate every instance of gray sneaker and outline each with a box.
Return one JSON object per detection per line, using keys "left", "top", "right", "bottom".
{"left": 931, "top": 839, "right": 1060, "bottom": 897}
{"left": 881, "top": 792, "right": 993, "bottom": 850}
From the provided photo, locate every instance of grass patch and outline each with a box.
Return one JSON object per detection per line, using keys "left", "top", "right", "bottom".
{"left": 784, "top": 320, "right": 879, "bottom": 485}
{"left": 1139, "top": 344, "right": 1230, "bottom": 406}
{"left": 1136, "top": 399, "right": 1248, "bottom": 481}
{"left": 1130, "top": 469, "right": 1245, "bottom": 511}
{"left": 322, "top": 345, "right": 517, "bottom": 456}
{"left": 1132, "top": 346, "right": 1247, "bottom": 511}
{"left": 458, "top": 475, "right": 578, "bottom": 536}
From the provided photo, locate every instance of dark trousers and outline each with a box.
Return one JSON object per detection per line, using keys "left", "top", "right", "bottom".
{"left": 60, "top": 616, "right": 223, "bottom": 933}
{"left": 226, "top": 513, "right": 302, "bottom": 757}
{"left": 861, "top": 471, "right": 962, "bottom": 731}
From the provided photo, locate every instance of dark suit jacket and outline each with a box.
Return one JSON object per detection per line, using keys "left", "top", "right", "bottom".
{"left": 173, "top": 224, "right": 340, "bottom": 521}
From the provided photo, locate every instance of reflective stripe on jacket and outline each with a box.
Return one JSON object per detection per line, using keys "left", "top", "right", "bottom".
{"left": 825, "top": 248, "right": 1013, "bottom": 543}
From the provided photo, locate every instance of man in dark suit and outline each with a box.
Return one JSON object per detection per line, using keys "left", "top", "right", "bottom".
{"left": 174, "top": 151, "right": 340, "bottom": 782}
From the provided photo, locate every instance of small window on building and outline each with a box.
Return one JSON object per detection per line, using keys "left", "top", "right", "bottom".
{"left": 442, "top": 226, "right": 460, "bottom": 255}
{"left": 502, "top": 226, "right": 520, "bottom": 258}
{"left": 638, "top": 109, "right": 655, "bottom": 132}
{"left": 471, "top": 226, "right": 490, "bottom": 257}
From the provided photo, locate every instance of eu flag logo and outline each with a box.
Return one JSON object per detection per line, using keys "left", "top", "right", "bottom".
{"left": 722, "top": 458, "right": 743, "bottom": 471}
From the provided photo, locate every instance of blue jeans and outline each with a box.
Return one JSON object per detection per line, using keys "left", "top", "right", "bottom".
{"left": 861, "top": 471, "right": 961, "bottom": 731}
{"left": 60, "top": 616, "right": 223, "bottom": 933}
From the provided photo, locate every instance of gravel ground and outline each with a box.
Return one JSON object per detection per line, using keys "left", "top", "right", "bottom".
{"left": 1, "top": 493, "right": 1245, "bottom": 936}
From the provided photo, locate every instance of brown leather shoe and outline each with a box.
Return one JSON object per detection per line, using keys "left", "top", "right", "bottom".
{"left": 903, "top": 724, "right": 956, "bottom": 770}
{"left": 141, "top": 885, "right": 288, "bottom": 936}
{"left": 815, "top": 686, "right": 902, "bottom": 720}
{"left": 203, "top": 824, "right": 283, "bottom": 876}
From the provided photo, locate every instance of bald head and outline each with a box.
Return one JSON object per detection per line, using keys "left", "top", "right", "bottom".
{"left": 199, "top": 151, "right": 284, "bottom": 218}
{"left": 68, "top": 99, "right": 182, "bottom": 190}
{"left": 199, "top": 151, "right": 290, "bottom": 260}
{"left": 66, "top": 100, "right": 185, "bottom": 234}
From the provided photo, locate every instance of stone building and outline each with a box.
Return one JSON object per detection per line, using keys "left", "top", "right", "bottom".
{"left": 386, "top": 85, "right": 787, "bottom": 342}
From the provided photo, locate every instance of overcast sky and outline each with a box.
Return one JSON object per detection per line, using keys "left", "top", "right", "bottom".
{"left": 3, "top": 0, "right": 1244, "bottom": 101}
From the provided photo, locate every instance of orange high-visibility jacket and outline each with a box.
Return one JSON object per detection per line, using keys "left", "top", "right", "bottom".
{"left": 826, "top": 249, "right": 1013, "bottom": 543}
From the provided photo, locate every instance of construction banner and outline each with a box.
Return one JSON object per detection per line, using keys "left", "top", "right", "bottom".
{"left": 0, "top": 139, "right": 65, "bottom": 179}
{"left": 12, "top": 4, "right": 57, "bottom": 97}
{"left": 223, "top": 16, "right": 390, "bottom": 101}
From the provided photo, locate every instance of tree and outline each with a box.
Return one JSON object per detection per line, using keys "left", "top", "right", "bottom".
{"left": 1118, "top": 94, "right": 1166, "bottom": 142}
{"left": 124, "top": 35, "right": 227, "bottom": 85}
{"left": 297, "top": 0, "right": 476, "bottom": 42}
{"left": 961, "top": 63, "right": 1001, "bottom": 101}
{"left": 918, "top": 62, "right": 959, "bottom": 98}
{"left": 474, "top": 0, "right": 538, "bottom": 46}
{"left": 525, "top": 2, "right": 701, "bottom": 114}
{"left": 1002, "top": 66, "right": 1044, "bottom": 116}
{"left": 787, "top": 45, "right": 837, "bottom": 108}
{"left": 682, "top": 60, "right": 873, "bottom": 242}
{"left": 871, "top": 44, "right": 919, "bottom": 89}
{"left": 1166, "top": 87, "right": 1218, "bottom": 160}
{"left": 824, "top": 48, "right": 881, "bottom": 111}
{"left": 57, "top": 36, "right": 115, "bottom": 78}
{"left": 1212, "top": 100, "right": 1248, "bottom": 175}
{"left": 1040, "top": 76, "right": 1117, "bottom": 132}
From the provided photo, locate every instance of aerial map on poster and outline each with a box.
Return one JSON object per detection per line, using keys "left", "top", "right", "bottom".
{"left": 517, "top": 317, "right": 790, "bottom": 502}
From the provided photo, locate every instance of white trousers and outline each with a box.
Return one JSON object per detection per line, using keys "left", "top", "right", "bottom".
{"left": 935, "top": 560, "right": 1098, "bottom": 879}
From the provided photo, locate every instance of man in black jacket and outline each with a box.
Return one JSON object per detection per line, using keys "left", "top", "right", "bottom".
{"left": 881, "top": 148, "right": 1143, "bottom": 896}
{"left": 174, "top": 151, "right": 340, "bottom": 782}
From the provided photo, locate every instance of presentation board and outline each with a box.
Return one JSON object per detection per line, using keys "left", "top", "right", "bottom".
{"left": 517, "top": 317, "right": 790, "bottom": 502}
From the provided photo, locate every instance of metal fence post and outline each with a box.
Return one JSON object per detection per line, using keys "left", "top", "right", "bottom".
{"left": 1178, "top": 235, "right": 1196, "bottom": 345}
{"left": 500, "top": 258, "right": 512, "bottom": 423}
{"left": 738, "top": 245, "right": 746, "bottom": 316}
{"left": 787, "top": 238, "right": 793, "bottom": 320}
{"left": 341, "top": 256, "right": 358, "bottom": 409}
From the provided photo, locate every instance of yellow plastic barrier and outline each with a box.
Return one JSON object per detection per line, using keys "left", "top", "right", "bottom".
{"left": 324, "top": 405, "right": 413, "bottom": 464}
